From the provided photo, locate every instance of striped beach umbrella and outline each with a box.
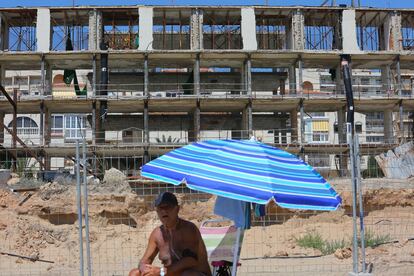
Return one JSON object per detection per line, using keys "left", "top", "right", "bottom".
{"left": 141, "top": 139, "right": 341, "bottom": 211}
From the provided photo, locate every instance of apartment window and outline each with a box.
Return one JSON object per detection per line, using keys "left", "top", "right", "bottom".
{"left": 309, "top": 112, "right": 325, "bottom": 118}
{"left": 51, "top": 115, "right": 64, "bottom": 136}
{"left": 8, "top": 116, "right": 39, "bottom": 135}
{"left": 64, "top": 115, "right": 86, "bottom": 140}
{"left": 312, "top": 131, "right": 329, "bottom": 142}
{"left": 366, "top": 136, "right": 384, "bottom": 143}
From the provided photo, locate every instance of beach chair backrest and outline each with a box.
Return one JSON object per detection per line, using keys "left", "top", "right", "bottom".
{"left": 200, "top": 219, "right": 244, "bottom": 263}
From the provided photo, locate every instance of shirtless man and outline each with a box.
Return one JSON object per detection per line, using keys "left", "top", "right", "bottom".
{"left": 129, "top": 192, "right": 212, "bottom": 276}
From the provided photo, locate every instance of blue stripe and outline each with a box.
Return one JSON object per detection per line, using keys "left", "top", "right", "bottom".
{"left": 165, "top": 152, "right": 324, "bottom": 182}
{"left": 194, "top": 143, "right": 302, "bottom": 165}
{"left": 171, "top": 147, "right": 315, "bottom": 173}
{"left": 148, "top": 159, "right": 334, "bottom": 196}
{"left": 141, "top": 139, "right": 341, "bottom": 211}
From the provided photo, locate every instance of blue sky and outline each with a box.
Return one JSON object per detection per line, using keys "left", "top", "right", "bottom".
{"left": 1, "top": 0, "right": 413, "bottom": 8}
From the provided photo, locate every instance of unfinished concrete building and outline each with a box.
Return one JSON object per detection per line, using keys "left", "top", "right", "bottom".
{"left": 0, "top": 5, "right": 413, "bottom": 178}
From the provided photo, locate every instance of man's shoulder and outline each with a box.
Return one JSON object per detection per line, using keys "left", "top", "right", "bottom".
{"left": 179, "top": 219, "right": 201, "bottom": 234}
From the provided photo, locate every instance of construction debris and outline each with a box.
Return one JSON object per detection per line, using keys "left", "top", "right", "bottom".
{"left": 375, "top": 142, "right": 414, "bottom": 179}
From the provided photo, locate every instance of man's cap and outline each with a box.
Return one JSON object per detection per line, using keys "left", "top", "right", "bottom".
{"left": 154, "top": 192, "right": 178, "bottom": 207}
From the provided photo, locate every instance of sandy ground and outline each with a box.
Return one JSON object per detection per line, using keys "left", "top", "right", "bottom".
{"left": 0, "top": 175, "right": 414, "bottom": 276}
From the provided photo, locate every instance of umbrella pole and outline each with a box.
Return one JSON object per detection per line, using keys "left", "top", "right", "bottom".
{"left": 231, "top": 227, "right": 242, "bottom": 276}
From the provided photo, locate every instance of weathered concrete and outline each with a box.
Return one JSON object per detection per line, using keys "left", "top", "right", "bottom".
{"left": 0, "top": 13, "right": 8, "bottom": 51}
{"left": 138, "top": 7, "right": 154, "bottom": 51}
{"left": 290, "top": 109, "right": 298, "bottom": 142}
{"left": 289, "top": 10, "right": 304, "bottom": 50}
{"left": 384, "top": 109, "right": 393, "bottom": 144}
{"left": 88, "top": 10, "right": 103, "bottom": 51}
{"left": 194, "top": 54, "right": 200, "bottom": 95}
{"left": 342, "top": 10, "right": 360, "bottom": 54}
{"left": 381, "top": 65, "right": 392, "bottom": 93}
{"left": 44, "top": 106, "right": 51, "bottom": 146}
{"left": 375, "top": 141, "right": 414, "bottom": 179}
{"left": 383, "top": 11, "right": 402, "bottom": 51}
{"left": 288, "top": 65, "right": 296, "bottom": 94}
{"left": 190, "top": 9, "right": 203, "bottom": 50}
{"left": 337, "top": 107, "right": 346, "bottom": 144}
{"left": 241, "top": 8, "right": 257, "bottom": 51}
{"left": 0, "top": 112, "right": 4, "bottom": 144}
{"left": 36, "top": 8, "right": 51, "bottom": 52}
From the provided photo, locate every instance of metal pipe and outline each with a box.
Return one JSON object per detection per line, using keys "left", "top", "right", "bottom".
{"left": 82, "top": 139, "right": 92, "bottom": 276}
{"left": 144, "top": 54, "right": 149, "bottom": 97}
{"left": 347, "top": 123, "right": 359, "bottom": 274}
{"left": 355, "top": 134, "right": 366, "bottom": 273}
{"left": 76, "top": 140, "right": 84, "bottom": 276}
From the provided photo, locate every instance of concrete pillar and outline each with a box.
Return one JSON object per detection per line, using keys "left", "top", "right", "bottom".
{"left": 190, "top": 9, "right": 203, "bottom": 50}
{"left": 241, "top": 61, "right": 246, "bottom": 93}
{"left": 335, "top": 64, "right": 343, "bottom": 95}
{"left": 92, "top": 101, "right": 96, "bottom": 146}
{"left": 139, "top": 7, "right": 154, "bottom": 51}
{"left": 396, "top": 56, "right": 402, "bottom": 96}
{"left": 41, "top": 55, "right": 46, "bottom": 95}
{"left": 337, "top": 107, "right": 346, "bottom": 144}
{"left": 46, "top": 63, "right": 52, "bottom": 95}
{"left": 289, "top": 10, "right": 304, "bottom": 50}
{"left": 144, "top": 54, "right": 149, "bottom": 96}
{"left": 40, "top": 101, "right": 44, "bottom": 146}
{"left": 246, "top": 55, "right": 252, "bottom": 96}
{"left": 342, "top": 10, "right": 361, "bottom": 53}
{"left": 298, "top": 58, "right": 303, "bottom": 97}
{"left": 44, "top": 107, "right": 51, "bottom": 146}
{"left": 242, "top": 101, "right": 252, "bottom": 139}
{"left": 88, "top": 9, "right": 103, "bottom": 51}
{"left": 399, "top": 103, "right": 404, "bottom": 141}
{"left": 143, "top": 99, "right": 150, "bottom": 164}
{"left": 0, "top": 13, "right": 9, "bottom": 51}
{"left": 143, "top": 100, "right": 149, "bottom": 144}
{"left": 36, "top": 8, "right": 51, "bottom": 52}
{"left": 299, "top": 100, "right": 305, "bottom": 145}
{"left": 0, "top": 64, "right": 5, "bottom": 85}
{"left": 0, "top": 112, "right": 4, "bottom": 144}
{"left": 383, "top": 11, "right": 402, "bottom": 51}
{"left": 92, "top": 54, "right": 97, "bottom": 96}
{"left": 384, "top": 110, "right": 393, "bottom": 144}
{"left": 95, "top": 101, "right": 104, "bottom": 144}
{"left": 290, "top": 109, "right": 298, "bottom": 142}
{"left": 189, "top": 100, "right": 200, "bottom": 142}
{"left": 381, "top": 65, "right": 392, "bottom": 94}
{"left": 241, "top": 8, "right": 257, "bottom": 50}
{"left": 194, "top": 54, "right": 200, "bottom": 95}
{"left": 288, "top": 65, "right": 296, "bottom": 94}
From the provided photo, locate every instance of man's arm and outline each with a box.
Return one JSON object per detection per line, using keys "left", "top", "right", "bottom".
{"left": 139, "top": 228, "right": 159, "bottom": 273}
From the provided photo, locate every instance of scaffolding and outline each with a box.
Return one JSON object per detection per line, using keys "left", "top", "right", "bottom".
{"left": 103, "top": 9, "right": 139, "bottom": 50}
{"left": 255, "top": 9, "right": 288, "bottom": 50}
{"left": 51, "top": 10, "right": 89, "bottom": 51}
{"left": 203, "top": 9, "right": 242, "bottom": 50}
{"left": 304, "top": 9, "right": 342, "bottom": 50}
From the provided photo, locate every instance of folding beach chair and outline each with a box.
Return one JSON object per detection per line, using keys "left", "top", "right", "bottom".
{"left": 200, "top": 219, "right": 244, "bottom": 276}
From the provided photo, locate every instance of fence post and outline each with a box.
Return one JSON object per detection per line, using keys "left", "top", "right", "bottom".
{"left": 76, "top": 140, "right": 84, "bottom": 276}
{"left": 83, "top": 138, "right": 92, "bottom": 276}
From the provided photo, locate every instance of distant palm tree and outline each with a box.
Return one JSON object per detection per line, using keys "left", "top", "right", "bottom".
{"left": 155, "top": 135, "right": 181, "bottom": 144}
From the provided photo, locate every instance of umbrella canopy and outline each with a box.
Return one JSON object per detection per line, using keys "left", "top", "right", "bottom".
{"left": 142, "top": 139, "right": 341, "bottom": 211}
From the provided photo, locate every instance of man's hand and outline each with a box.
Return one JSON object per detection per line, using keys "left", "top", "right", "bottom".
{"left": 142, "top": 264, "right": 167, "bottom": 276}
